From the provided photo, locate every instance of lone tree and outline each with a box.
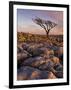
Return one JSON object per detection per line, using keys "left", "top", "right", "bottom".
{"left": 32, "top": 17, "right": 57, "bottom": 38}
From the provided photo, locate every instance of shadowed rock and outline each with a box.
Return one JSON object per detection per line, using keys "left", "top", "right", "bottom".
{"left": 22, "top": 43, "right": 29, "bottom": 50}
{"left": 30, "top": 70, "right": 49, "bottom": 80}
{"left": 54, "top": 63, "right": 63, "bottom": 71}
{"left": 59, "top": 54, "right": 63, "bottom": 65}
{"left": 23, "top": 56, "right": 48, "bottom": 67}
{"left": 49, "top": 45, "right": 59, "bottom": 51}
{"left": 27, "top": 46, "right": 43, "bottom": 56}
{"left": 39, "top": 47, "right": 54, "bottom": 56}
{"left": 48, "top": 72, "right": 57, "bottom": 79}
{"left": 17, "top": 66, "right": 52, "bottom": 80}
{"left": 39, "top": 60, "right": 54, "bottom": 71}
{"left": 17, "top": 46, "right": 23, "bottom": 53}
{"left": 58, "top": 47, "right": 63, "bottom": 57}
{"left": 17, "top": 41, "right": 63, "bottom": 79}
{"left": 17, "top": 50, "right": 31, "bottom": 61}
{"left": 54, "top": 47, "right": 63, "bottom": 57}
{"left": 17, "top": 66, "right": 33, "bottom": 80}
{"left": 27, "top": 45, "right": 54, "bottom": 57}
{"left": 55, "top": 71, "right": 63, "bottom": 78}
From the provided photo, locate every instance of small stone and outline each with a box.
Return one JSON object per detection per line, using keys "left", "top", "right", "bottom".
{"left": 48, "top": 72, "right": 57, "bottom": 79}
{"left": 51, "top": 56, "right": 60, "bottom": 64}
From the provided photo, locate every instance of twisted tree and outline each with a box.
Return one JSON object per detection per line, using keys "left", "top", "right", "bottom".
{"left": 32, "top": 17, "right": 57, "bottom": 38}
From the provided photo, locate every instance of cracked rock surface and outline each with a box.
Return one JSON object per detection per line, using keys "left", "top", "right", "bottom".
{"left": 17, "top": 42, "right": 63, "bottom": 80}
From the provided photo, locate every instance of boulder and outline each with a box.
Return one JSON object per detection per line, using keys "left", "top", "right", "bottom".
{"left": 22, "top": 43, "right": 29, "bottom": 50}
{"left": 55, "top": 71, "right": 63, "bottom": 78}
{"left": 27, "top": 45, "right": 54, "bottom": 57}
{"left": 39, "top": 60, "right": 54, "bottom": 71}
{"left": 29, "top": 70, "right": 49, "bottom": 80}
{"left": 23, "top": 56, "right": 47, "bottom": 67}
{"left": 17, "top": 46, "right": 23, "bottom": 53}
{"left": 39, "top": 47, "right": 54, "bottom": 57}
{"left": 51, "top": 56, "right": 60, "bottom": 64}
{"left": 48, "top": 72, "right": 57, "bottom": 79}
{"left": 27, "top": 45, "right": 42, "bottom": 56}
{"left": 59, "top": 54, "right": 63, "bottom": 65}
{"left": 17, "top": 50, "right": 31, "bottom": 61}
{"left": 58, "top": 47, "right": 63, "bottom": 57}
{"left": 47, "top": 45, "right": 59, "bottom": 51}
{"left": 54, "top": 63, "right": 63, "bottom": 71}
{"left": 54, "top": 47, "right": 63, "bottom": 57}
{"left": 17, "top": 66, "right": 51, "bottom": 80}
{"left": 17, "top": 66, "right": 34, "bottom": 80}
{"left": 30, "top": 70, "right": 40, "bottom": 79}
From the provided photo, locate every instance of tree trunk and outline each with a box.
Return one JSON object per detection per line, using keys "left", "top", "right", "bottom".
{"left": 44, "top": 29, "right": 50, "bottom": 38}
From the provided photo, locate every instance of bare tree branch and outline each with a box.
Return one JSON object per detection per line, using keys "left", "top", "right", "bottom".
{"left": 32, "top": 17, "right": 57, "bottom": 37}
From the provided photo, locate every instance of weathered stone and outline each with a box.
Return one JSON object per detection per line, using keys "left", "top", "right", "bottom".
{"left": 30, "top": 70, "right": 40, "bottom": 79}
{"left": 39, "top": 60, "right": 54, "bottom": 71}
{"left": 47, "top": 45, "right": 59, "bottom": 51}
{"left": 17, "top": 41, "right": 63, "bottom": 80}
{"left": 22, "top": 43, "right": 29, "bottom": 50}
{"left": 17, "top": 66, "right": 50, "bottom": 80}
{"left": 54, "top": 47, "right": 63, "bottom": 57}
{"left": 39, "top": 47, "right": 54, "bottom": 57}
{"left": 27, "top": 45, "right": 42, "bottom": 56}
{"left": 17, "top": 73, "right": 28, "bottom": 80}
{"left": 51, "top": 56, "right": 60, "bottom": 64}
{"left": 59, "top": 54, "right": 63, "bottom": 65}
{"left": 55, "top": 71, "right": 63, "bottom": 78}
{"left": 17, "top": 46, "right": 23, "bottom": 53}
{"left": 48, "top": 72, "right": 57, "bottom": 79}
{"left": 54, "top": 63, "right": 63, "bottom": 71}
{"left": 17, "top": 66, "right": 33, "bottom": 80}
{"left": 17, "top": 50, "right": 30, "bottom": 61}
{"left": 58, "top": 47, "right": 63, "bottom": 56}
{"left": 23, "top": 56, "right": 47, "bottom": 67}
{"left": 39, "top": 71, "right": 49, "bottom": 79}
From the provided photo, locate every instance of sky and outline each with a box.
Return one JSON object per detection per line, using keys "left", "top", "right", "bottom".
{"left": 17, "top": 9, "right": 63, "bottom": 35}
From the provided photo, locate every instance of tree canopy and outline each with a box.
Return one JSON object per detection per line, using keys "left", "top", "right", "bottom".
{"left": 32, "top": 17, "right": 57, "bottom": 37}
